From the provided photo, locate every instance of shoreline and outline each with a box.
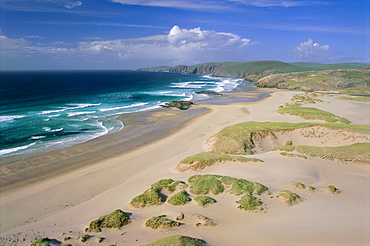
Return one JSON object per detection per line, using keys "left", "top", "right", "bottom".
{"left": 1, "top": 88, "right": 369, "bottom": 245}
{"left": 0, "top": 81, "right": 267, "bottom": 195}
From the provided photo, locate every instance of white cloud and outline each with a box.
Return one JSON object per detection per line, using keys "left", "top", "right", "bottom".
{"left": 110, "top": 0, "right": 228, "bottom": 10}
{"left": 0, "top": 34, "right": 32, "bottom": 57}
{"left": 77, "top": 25, "right": 252, "bottom": 65}
{"left": 228, "top": 0, "right": 325, "bottom": 7}
{"left": 111, "top": 0, "right": 326, "bottom": 10}
{"left": 290, "top": 39, "right": 330, "bottom": 60}
{"left": 64, "top": 1, "right": 83, "bottom": 9}
{"left": 1, "top": 0, "right": 83, "bottom": 12}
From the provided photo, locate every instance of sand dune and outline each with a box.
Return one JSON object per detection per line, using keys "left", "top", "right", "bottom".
{"left": 0, "top": 90, "right": 369, "bottom": 245}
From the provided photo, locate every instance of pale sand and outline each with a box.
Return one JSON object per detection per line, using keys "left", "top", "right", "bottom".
{"left": 0, "top": 90, "right": 369, "bottom": 245}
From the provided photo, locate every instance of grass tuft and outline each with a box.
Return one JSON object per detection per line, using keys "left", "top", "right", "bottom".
{"left": 195, "top": 215, "right": 217, "bottom": 227}
{"left": 280, "top": 152, "right": 308, "bottom": 159}
{"left": 130, "top": 188, "right": 163, "bottom": 208}
{"left": 221, "top": 176, "right": 268, "bottom": 196}
{"left": 278, "top": 190, "right": 302, "bottom": 206}
{"left": 30, "top": 238, "right": 51, "bottom": 246}
{"left": 87, "top": 210, "right": 131, "bottom": 232}
{"left": 81, "top": 234, "right": 90, "bottom": 243}
{"left": 194, "top": 196, "right": 217, "bottom": 207}
{"left": 277, "top": 104, "right": 351, "bottom": 124}
{"left": 236, "top": 194, "right": 263, "bottom": 211}
{"left": 274, "top": 143, "right": 370, "bottom": 164}
{"left": 167, "top": 190, "right": 191, "bottom": 206}
{"left": 188, "top": 175, "right": 224, "bottom": 195}
{"left": 151, "top": 179, "right": 175, "bottom": 192}
{"left": 178, "top": 151, "right": 263, "bottom": 171}
{"left": 141, "top": 235, "right": 206, "bottom": 246}
{"left": 145, "top": 216, "right": 181, "bottom": 229}
{"left": 293, "top": 182, "right": 306, "bottom": 189}
{"left": 325, "top": 185, "right": 341, "bottom": 194}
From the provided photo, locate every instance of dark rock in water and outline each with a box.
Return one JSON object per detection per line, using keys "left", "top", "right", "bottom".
{"left": 195, "top": 91, "right": 222, "bottom": 96}
{"left": 161, "top": 101, "right": 193, "bottom": 110}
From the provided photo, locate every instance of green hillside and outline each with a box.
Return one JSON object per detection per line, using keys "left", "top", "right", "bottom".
{"left": 291, "top": 62, "right": 369, "bottom": 70}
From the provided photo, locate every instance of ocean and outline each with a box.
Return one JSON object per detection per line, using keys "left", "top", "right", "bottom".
{"left": 0, "top": 70, "right": 258, "bottom": 160}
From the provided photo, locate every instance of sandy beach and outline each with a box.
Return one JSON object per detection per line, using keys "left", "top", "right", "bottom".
{"left": 0, "top": 88, "right": 369, "bottom": 245}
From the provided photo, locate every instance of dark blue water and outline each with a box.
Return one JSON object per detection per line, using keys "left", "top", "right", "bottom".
{"left": 1, "top": 70, "right": 249, "bottom": 158}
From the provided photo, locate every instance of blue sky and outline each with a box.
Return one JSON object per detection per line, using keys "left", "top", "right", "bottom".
{"left": 0, "top": 0, "right": 369, "bottom": 70}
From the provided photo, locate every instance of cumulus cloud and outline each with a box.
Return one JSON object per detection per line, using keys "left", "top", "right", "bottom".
{"left": 77, "top": 25, "right": 252, "bottom": 64}
{"left": 0, "top": 26, "right": 253, "bottom": 69}
{"left": 0, "top": 34, "right": 32, "bottom": 57}
{"left": 289, "top": 39, "right": 330, "bottom": 60}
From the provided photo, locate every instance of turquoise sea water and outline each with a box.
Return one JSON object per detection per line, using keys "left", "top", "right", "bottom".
{"left": 0, "top": 70, "right": 258, "bottom": 159}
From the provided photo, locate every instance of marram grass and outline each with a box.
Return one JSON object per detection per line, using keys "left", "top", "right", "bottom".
{"left": 277, "top": 190, "right": 302, "bottom": 206}
{"left": 167, "top": 190, "right": 191, "bottom": 206}
{"left": 178, "top": 151, "right": 262, "bottom": 171}
{"left": 208, "top": 121, "right": 370, "bottom": 155}
{"left": 145, "top": 216, "right": 181, "bottom": 229}
{"left": 194, "top": 196, "right": 216, "bottom": 206}
{"left": 274, "top": 143, "right": 370, "bottom": 164}
{"left": 142, "top": 235, "right": 206, "bottom": 246}
{"left": 277, "top": 104, "right": 351, "bottom": 124}
{"left": 87, "top": 210, "right": 131, "bottom": 232}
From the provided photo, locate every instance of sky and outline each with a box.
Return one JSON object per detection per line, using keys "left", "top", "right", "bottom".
{"left": 0, "top": 0, "right": 369, "bottom": 70}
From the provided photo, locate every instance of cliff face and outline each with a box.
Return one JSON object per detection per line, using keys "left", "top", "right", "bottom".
{"left": 137, "top": 62, "right": 369, "bottom": 94}
{"left": 169, "top": 63, "right": 225, "bottom": 75}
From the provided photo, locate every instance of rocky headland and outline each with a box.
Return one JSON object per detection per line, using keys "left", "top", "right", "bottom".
{"left": 139, "top": 60, "right": 370, "bottom": 95}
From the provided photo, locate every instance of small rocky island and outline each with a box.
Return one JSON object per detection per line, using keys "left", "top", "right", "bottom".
{"left": 161, "top": 101, "right": 193, "bottom": 110}
{"left": 195, "top": 91, "right": 223, "bottom": 96}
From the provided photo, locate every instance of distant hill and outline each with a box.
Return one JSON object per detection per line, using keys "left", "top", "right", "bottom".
{"left": 290, "top": 62, "right": 370, "bottom": 70}
{"left": 137, "top": 66, "right": 171, "bottom": 72}
{"left": 138, "top": 60, "right": 369, "bottom": 78}
{"left": 138, "top": 60, "right": 369, "bottom": 95}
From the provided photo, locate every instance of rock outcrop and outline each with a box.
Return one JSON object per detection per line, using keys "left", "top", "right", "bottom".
{"left": 161, "top": 101, "right": 193, "bottom": 110}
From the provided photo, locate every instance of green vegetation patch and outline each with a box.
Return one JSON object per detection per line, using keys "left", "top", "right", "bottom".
{"left": 280, "top": 152, "right": 308, "bottom": 159}
{"left": 325, "top": 185, "right": 341, "bottom": 194}
{"left": 167, "top": 181, "right": 188, "bottom": 193}
{"left": 291, "top": 93, "right": 324, "bottom": 104}
{"left": 236, "top": 194, "right": 263, "bottom": 211}
{"left": 30, "top": 238, "right": 51, "bottom": 246}
{"left": 145, "top": 216, "right": 181, "bottom": 229}
{"left": 278, "top": 190, "right": 302, "bottom": 206}
{"left": 150, "top": 179, "right": 188, "bottom": 193}
{"left": 275, "top": 143, "right": 370, "bottom": 164}
{"left": 277, "top": 104, "right": 351, "bottom": 124}
{"left": 208, "top": 121, "right": 370, "bottom": 155}
{"left": 221, "top": 176, "right": 268, "bottom": 196}
{"left": 81, "top": 234, "right": 90, "bottom": 242}
{"left": 131, "top": 188, "right": 163, "bottom": 208}
{"left": 167, "top": 190, "right": 191, "bottom": 206}
{"left": 151, "top": 179, "right": 175, "bottom": 191}
{"left": 338, "top": 96, "right": 370, "bottom": 102}
{"left": 142, "top": 235, "right": 206, "bottom": 246}
{"left": 307, "top": 186, "right": 316, "bottom": 192}
{"left": 194, "top": 196, "right": 216, "bottom": 206}
{"left": 195, "top": 215, "right": 217, "bottom": 227}
{"left": 188, "top": 175, "right": 224, "bottom": 195}
{"left": 293, "top": 182, "right": 306, "bottom": 189}
{"left": 87, "top": 210, "right": 131, "bottom": 232}
{"left": 178, "top": 151, "right": 263, "bottom": 171}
